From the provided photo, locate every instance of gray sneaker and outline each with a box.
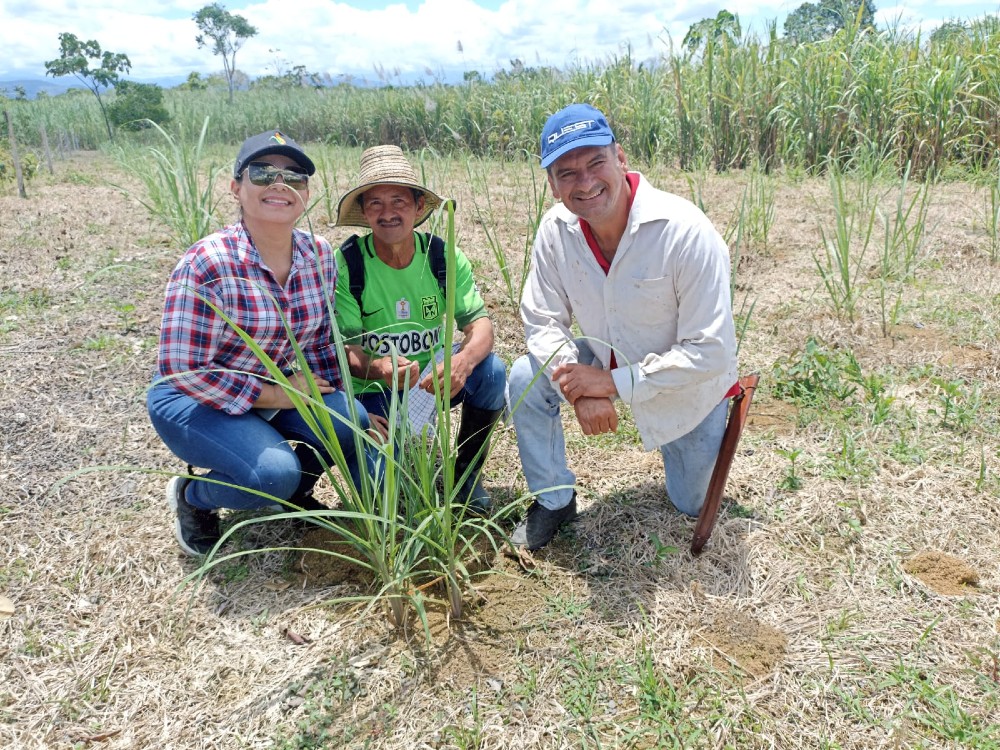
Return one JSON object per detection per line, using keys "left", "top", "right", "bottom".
{"left": 166, "top": 474, "right": 221, "bottom": 556}
{"left": 510, "top": 494, "right": 578, "bottom": 550}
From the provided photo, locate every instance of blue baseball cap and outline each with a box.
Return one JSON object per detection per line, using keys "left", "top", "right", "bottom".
{"left": 540, "top": 103, "right": 615, "bottom": 168}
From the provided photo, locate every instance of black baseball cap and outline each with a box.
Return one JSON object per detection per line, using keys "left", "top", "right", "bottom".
{"left": 233, "top": 129, "right": 316, "bottom": 178}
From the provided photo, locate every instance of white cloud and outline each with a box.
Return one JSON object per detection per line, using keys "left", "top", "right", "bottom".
{"left": 1, "top": 0, "right": 996, "bottom": 83}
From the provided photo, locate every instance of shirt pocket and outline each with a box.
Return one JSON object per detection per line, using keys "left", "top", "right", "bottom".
{"left": 628, "top": 274, "right": 678, "bottom": 324}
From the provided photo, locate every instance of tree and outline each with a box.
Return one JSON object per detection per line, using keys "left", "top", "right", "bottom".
{"left": 44, "top": 32, "right": 131, "bottom": 140}
{"left": 683, "top": 10, "right": 742, "bottom": 55}
{"left": 192, "top": 3, "right": 257, "bottom": 104}
{"left": 251, "top": 64, "right": 323, "bottom": 90}
{"left": 177, "top": 72, "right": 208, "bottom": 91}
{"left": 929, "top": 19, "right": 969, "bottom": 47}
{"left": 783, "top": 0, "right": 875, "bottom": 44}
{"left": 108, "top": 81, "right": 170, "bottom": 131}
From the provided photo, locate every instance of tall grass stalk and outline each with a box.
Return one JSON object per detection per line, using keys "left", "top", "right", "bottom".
{"left": 723, "top": 184, "right": 758, "bottom": 357}
{"left": 722, "top": 166, "right": 769, "bottom": 340}
{"left": 743, "top": 164, "right": 776, "bottom": 253}
{"left": 112, "top": 117, "right": 223, "bottom": 248}
{"left": 683, "top": 156, "right": 712, "bottom": 212}
{"left": 875, "top": 230, "right": 904, "bottom": 339}
{"left": 987, "top": 167, "right": 1000, "bottom": 263}
{"left": 875, "top": 161, "right": 934, "bottom": 335}
{"left": 323, "top": 199, "right": 511, "bottom": 626}
{"left": 465, "top": 157, "right": 548, "bottom": 309}
{"left": 814, "top": 168, "right": 877, "bottom": 322}
{"left": 312, "top": 149, "right": 349, "bottom": 226}
{"left": 886, "top": 160, "right": 934, "bottom": 280}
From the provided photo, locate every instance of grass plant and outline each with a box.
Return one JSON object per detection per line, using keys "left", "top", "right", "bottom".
{"left": 875, "top": 161, "right": 935, "bottom": 335}
{"left": 174, "top": 201, "right": 512, "bottom": 635}
{"left": 744, "top": 163, "right": 776, "bottom": 253}
{"left": 987, "top": 166, "right": 1000, "bottom": 263}
{"left": 310, "top": 148, "right": 348, "bottom": 226}
{"left": 885, "top": 161, "right": 934, "bottom": 281}
{"left": 721, "top": 173, "right": 760, "bottom": 357}
{"left": 814, "top": 168, "right": 878, "bottom": 322}
{"left": 111, "top": 117, "right": 224, "bottom": 248}
{"left": 464, "top": 157, "right": 547, "bottom": 309}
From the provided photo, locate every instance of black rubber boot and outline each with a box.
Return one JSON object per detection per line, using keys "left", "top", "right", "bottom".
{"left": 454, "top": 404, "right": 503, "bottom": 516}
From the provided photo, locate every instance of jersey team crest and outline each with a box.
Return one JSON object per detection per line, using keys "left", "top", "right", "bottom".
{"left": 421, "top": 295, "right": 439, "bottom": 320}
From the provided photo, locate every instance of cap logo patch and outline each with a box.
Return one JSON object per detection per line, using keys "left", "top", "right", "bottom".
{"left": 546, "top": 120, "right": 596, "bottom": 145}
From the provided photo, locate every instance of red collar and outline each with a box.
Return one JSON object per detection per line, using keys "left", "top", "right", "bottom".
{"left": 579, "top": 172, "right": 639, "bottom": 274}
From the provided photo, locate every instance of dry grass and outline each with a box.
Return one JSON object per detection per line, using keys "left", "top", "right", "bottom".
{"left": 1, "top": 150, "right": 998, "bottom": 749}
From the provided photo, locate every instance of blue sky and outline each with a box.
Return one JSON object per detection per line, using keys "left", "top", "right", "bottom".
{"left": 1, "top": 0, "right": 997, "bottom": 86}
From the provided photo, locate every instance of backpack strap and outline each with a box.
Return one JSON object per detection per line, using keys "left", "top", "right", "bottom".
{"left": 422, "top": 232, "right": 448, "bottom": 296}
{"left": 339, "top": 234, "right": 367, "bottom": 314}
{"left": 341, "top": 232, "right": 448, "bottom": 315}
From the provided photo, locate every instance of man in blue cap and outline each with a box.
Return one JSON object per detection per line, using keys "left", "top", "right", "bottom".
{"left": 507, "top": 103, "right": 740, "bottom": 550}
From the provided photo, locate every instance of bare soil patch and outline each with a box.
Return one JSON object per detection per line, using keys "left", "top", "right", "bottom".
{"left": 903, "top": 550, "right": 982, "bottom": 596}
{"left": 298, "top": 526, "right": 375, "bottom": 586}
{"left": 696, "top": 606, "right": 788, "bottom": 678}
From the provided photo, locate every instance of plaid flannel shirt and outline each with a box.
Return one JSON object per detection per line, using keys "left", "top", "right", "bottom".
{"left": 154, "top": 222, "right": 342, "bottom": 414}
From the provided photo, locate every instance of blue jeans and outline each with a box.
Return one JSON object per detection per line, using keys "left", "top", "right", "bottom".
{"left": 507, "top": 341, "right": 728, "bottom": 516}
{"left": 357, "top": 351, "right": 507, "bottom": 419}
{"left": 147, "top": 384, "right": 372, "bottom": 511}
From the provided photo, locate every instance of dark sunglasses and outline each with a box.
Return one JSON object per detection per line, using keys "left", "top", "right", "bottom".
{"left": 243, "top": 162, "right": 310, "bottom": 189}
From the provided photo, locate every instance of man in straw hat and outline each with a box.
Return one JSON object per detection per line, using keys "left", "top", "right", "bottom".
{"left": 506, "top": 103, "right": 739, "bottom": 550}
{"left": 334, "top": 145, "right": 507, "bottom": 515}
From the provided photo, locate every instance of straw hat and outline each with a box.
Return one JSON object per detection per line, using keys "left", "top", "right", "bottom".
{"left": 336, "top": 145, "right": 444, "bottom": 228}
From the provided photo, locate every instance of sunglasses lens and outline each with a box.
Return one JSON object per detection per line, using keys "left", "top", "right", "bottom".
{"left": 280, "top": 170, "right": 309, "bottom": 189}
{"left": 246, "top": 163, "right": 309, "bottom": 189}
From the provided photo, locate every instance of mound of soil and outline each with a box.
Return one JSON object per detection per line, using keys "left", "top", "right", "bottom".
{"left": 698, "top": 608, "right": 788, "bottom": 678}
{"left": 903, "top": 550, "right": 981, "bottom": 596}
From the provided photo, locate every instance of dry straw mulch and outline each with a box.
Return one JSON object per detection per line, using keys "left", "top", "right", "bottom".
{"left": 1, "top": 152, "right": 999, "bottom": 749}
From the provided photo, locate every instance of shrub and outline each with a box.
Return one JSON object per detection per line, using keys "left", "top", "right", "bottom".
{"left": 0, "top": 143, "right": 39, "bottom": 182}
{"left": 108, "top": 81, "right": 170, "bottom": 132}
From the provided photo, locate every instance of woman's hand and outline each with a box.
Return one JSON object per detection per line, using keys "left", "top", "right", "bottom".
{"left": 254, "top": 372, "right": 334, "bottom": 410}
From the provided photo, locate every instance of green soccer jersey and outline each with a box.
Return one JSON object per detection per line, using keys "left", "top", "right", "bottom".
{"left": 334, "top": 232, "right": 488, "bottom": 395}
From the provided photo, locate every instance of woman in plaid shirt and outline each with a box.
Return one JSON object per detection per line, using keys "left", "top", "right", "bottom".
{"left": 147, "top": 130, "right": 374, "bottom": 556}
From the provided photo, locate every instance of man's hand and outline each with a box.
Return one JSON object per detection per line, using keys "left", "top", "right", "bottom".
{"left": 368, "top": 414, "right": 389, "bottom": 442}
{"left": 552, "top": 363, "right": 617, "bottom": 405}
{"left": 573, "top": 396, "right": 618, "bottom": 435}
{"left": 419, "top": 350, "right": 473, "bottom": 399}
{"left": 373, "top": 356, "right": 421, "bottom": 390}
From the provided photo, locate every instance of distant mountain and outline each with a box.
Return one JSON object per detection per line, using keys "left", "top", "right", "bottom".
{"left": 0, "top": 70, "right": 458, "bottom": 99}
{"left": 0, "top": 75, "right": 192, "bottom": 100}
{"left": 0, "top": 78, "right": 78, "bottom": 99}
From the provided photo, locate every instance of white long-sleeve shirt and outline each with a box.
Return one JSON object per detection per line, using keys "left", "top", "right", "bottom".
{"left": 521, "top": 172, "right": 739, "bottom": 450}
